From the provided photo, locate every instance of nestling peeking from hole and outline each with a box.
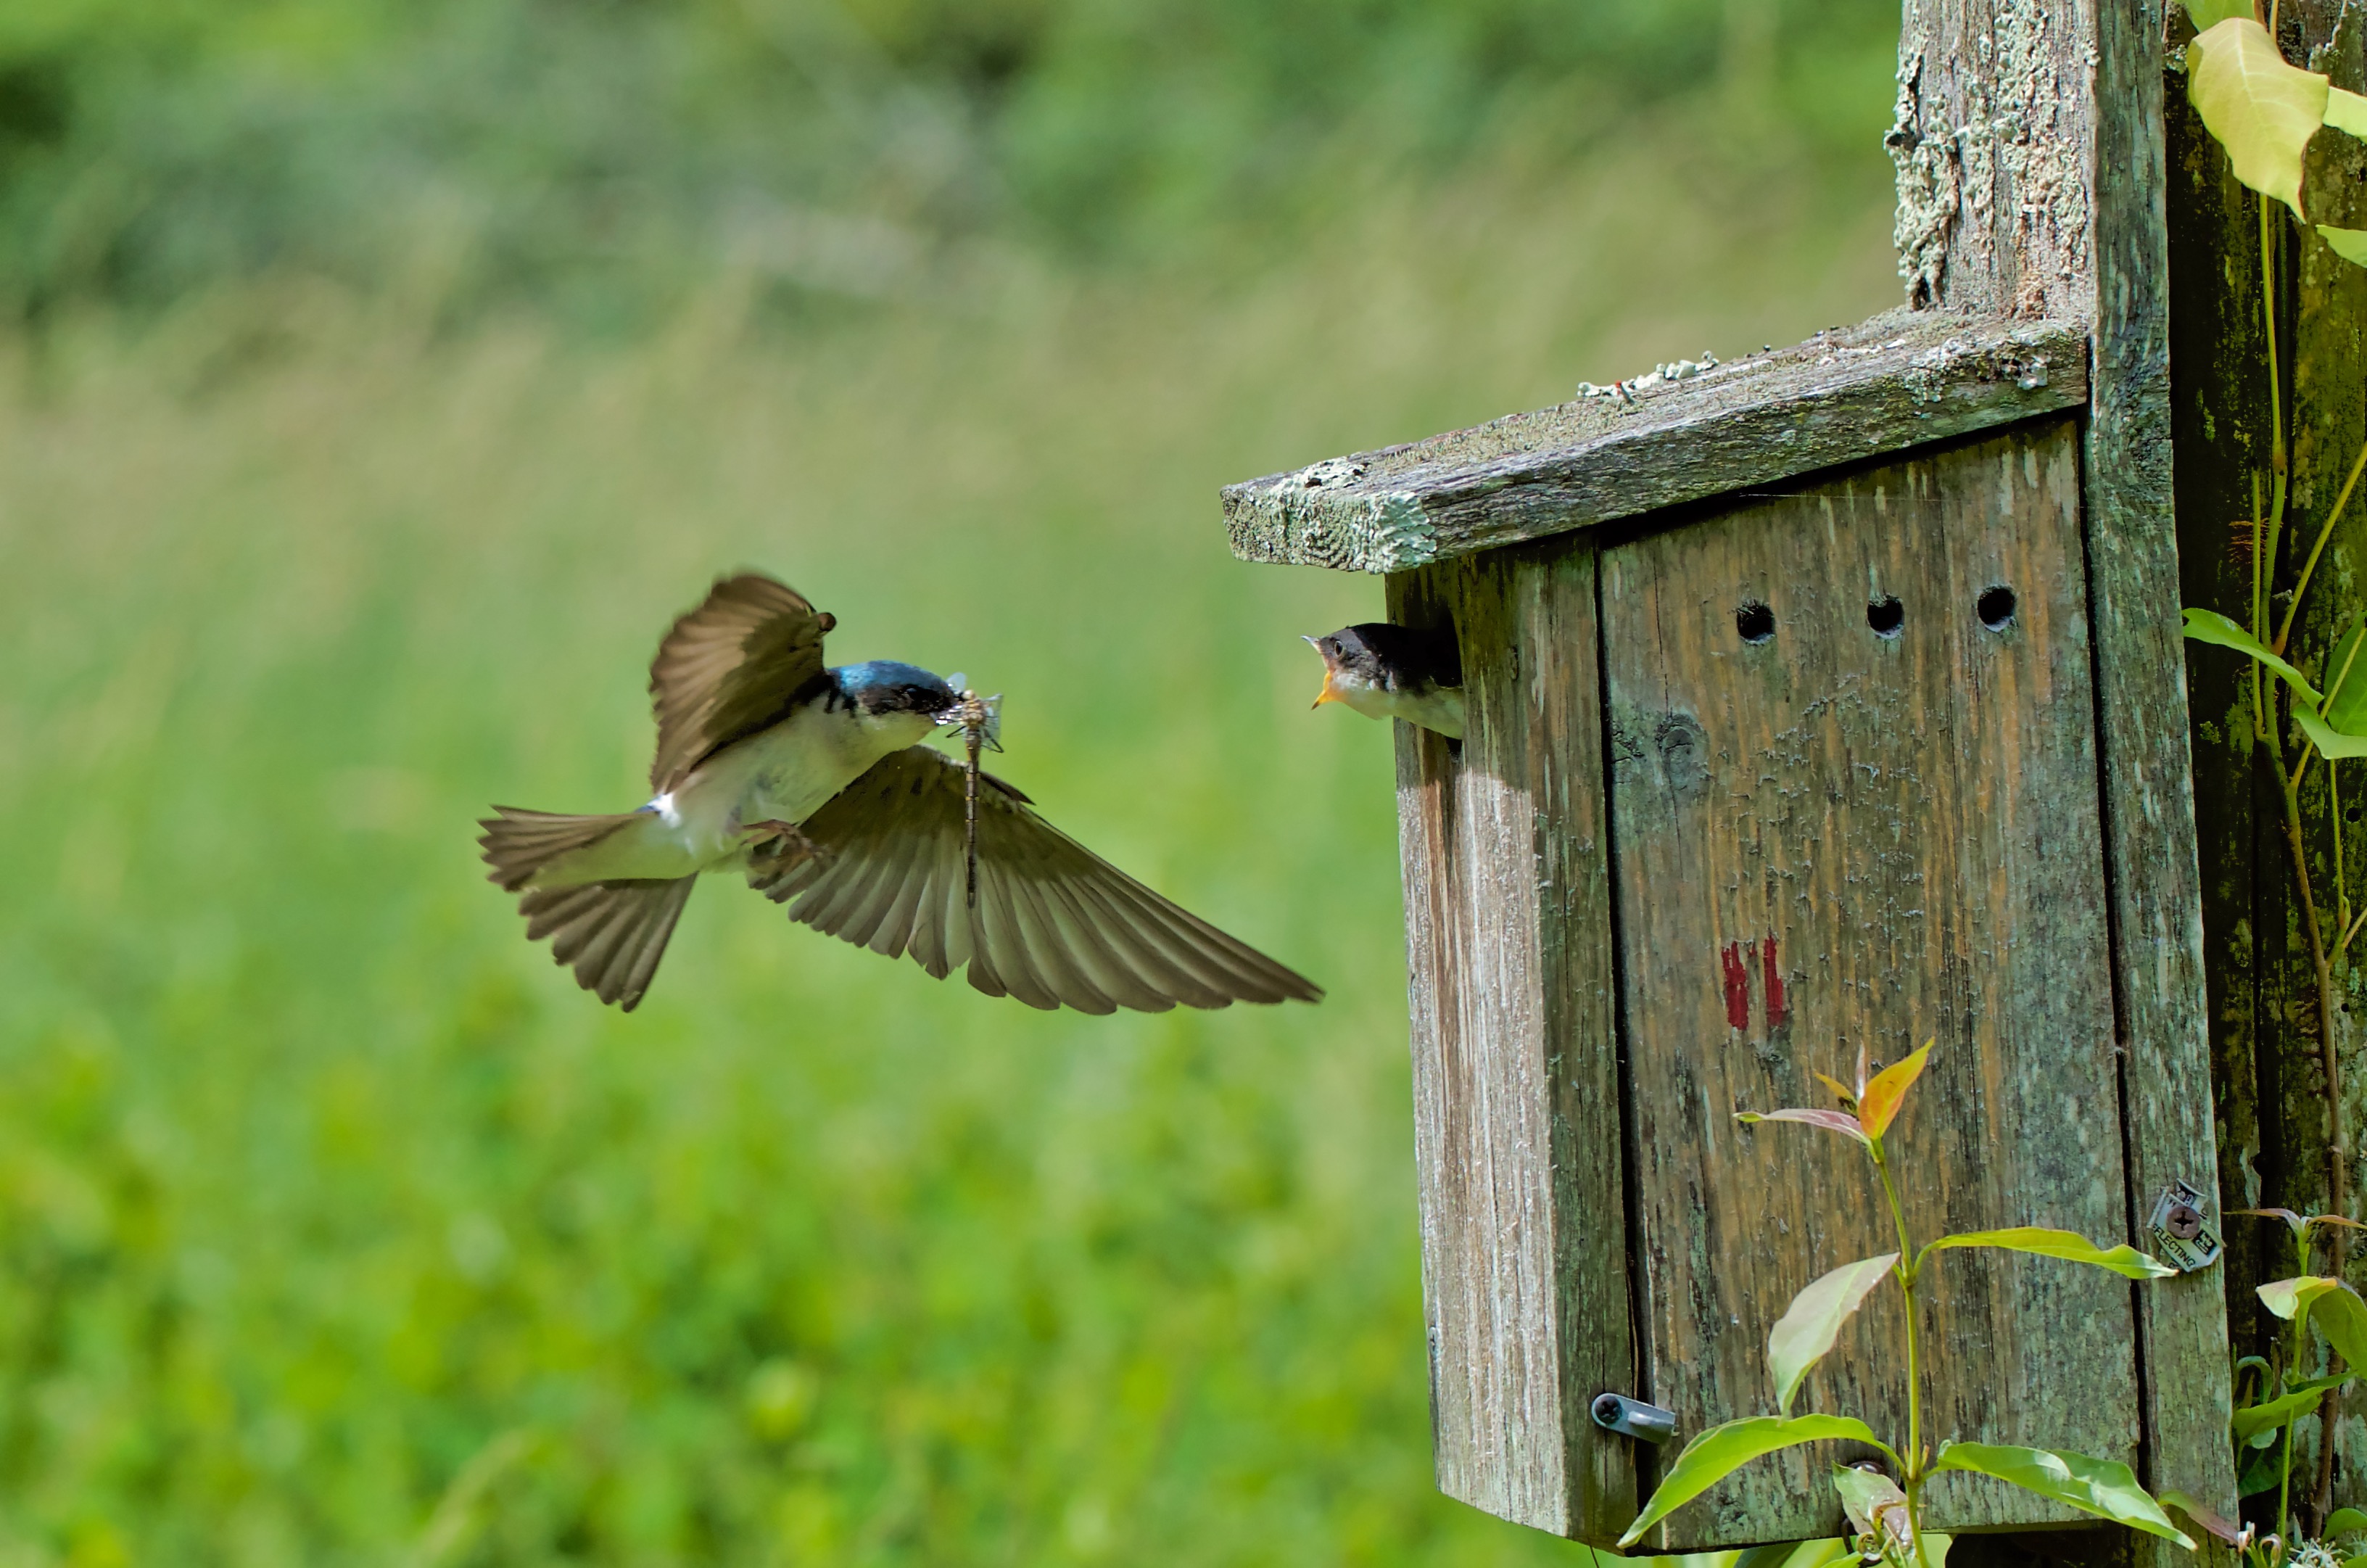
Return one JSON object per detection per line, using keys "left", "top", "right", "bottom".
{"left": 1978, "top": 585, "right": 2017, "bottom": 630}
{"left": 1867, "top": 595, "right": 1904, "bottom": 637}
{"left": 1305, "top": 621, "right": 1464, "bottom": 738}
{"left": 1735, "top": 601, "right": 1775, "bottom": 644}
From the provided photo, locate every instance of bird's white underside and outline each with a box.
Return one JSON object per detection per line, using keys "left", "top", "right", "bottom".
{"left": 529, "top": 701, "right": 938, "bottom": 887}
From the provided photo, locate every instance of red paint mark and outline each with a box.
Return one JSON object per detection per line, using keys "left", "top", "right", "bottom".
{"left": 1721, "top": 942, "right": 1751, "bottom": 1029}
{"left": 1761, "top": 937, "right": 1788, "bottom": 1029}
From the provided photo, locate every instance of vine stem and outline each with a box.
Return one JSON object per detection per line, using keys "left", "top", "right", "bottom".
{"left": 1873, "top": 1140, "right": 1927, "bottom": 1568}
{"left": 2274, "top": 437, "right": 2367, "bottom": 657}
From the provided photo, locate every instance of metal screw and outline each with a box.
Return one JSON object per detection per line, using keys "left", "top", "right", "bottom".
{"left": 2164, "top": 1202, "right": 2204, "bottom": 1241}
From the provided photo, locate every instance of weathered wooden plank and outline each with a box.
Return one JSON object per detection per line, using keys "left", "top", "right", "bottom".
{"left": 1387, "top": 545, "right": 1635, "bottom": 1543}
{"left": 1602, "top": 421, "right": 2139, "bottom": 1549}
{"left": 2080, "top": 0, "right": 2244, "bottom": 1535}
{"left": 1891, "top": 0, "right": 2096, "bottom": 321}
{"left": 1226, "top": 311, "right": 2085, "bottom": 575}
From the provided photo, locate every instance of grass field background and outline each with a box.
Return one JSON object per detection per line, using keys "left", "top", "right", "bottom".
{"left": 0, "top": 25, "right": 1897, "bottom": 1565}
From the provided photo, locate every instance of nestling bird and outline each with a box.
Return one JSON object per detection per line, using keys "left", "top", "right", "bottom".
{"left": 480, "top": 573, "right": 1322, "bottom": 1013}
{"left": 1305, "top": 622, "right": 1465, "bottom": 739}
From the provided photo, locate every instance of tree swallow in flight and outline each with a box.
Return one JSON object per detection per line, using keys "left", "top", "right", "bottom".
{"left": 481, "top": 573, "right": 1323, "bottom": 1014}
{"left": 1305, "top": 622, "right": 1465, "bottom": 739}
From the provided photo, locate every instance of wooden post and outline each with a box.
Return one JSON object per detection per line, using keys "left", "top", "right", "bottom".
{"left": 1223, "top": 0, "right": 2236, "bottom": 1552}
{"left": 2172, "top": 0, "right": 2367, "bottom": 1513}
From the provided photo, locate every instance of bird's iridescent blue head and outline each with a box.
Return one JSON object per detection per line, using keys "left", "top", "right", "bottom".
{"left": 835, "top": 660, "right": 959, "bottom": 719}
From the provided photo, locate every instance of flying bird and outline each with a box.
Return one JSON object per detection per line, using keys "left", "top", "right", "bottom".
{"left": 1305, "top": 622, "right": 1465, "bottom": 739}
{"left": 480, "top": 573, "right": 1322, "bottom": 1014}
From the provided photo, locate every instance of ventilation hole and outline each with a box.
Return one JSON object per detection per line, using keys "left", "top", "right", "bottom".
{"left": 1978, "top": 585, "right": 2017, "bottom": 631}
{"left": 1867, "top": 595, "right": 1904, "bottom": 637}
{"left": 1736, "top": 601, "right": 1775, "bottom": 643}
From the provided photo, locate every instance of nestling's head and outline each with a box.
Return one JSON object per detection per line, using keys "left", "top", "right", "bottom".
{"left": 1303, "top": 622, "right": 1466, "bottom": 740}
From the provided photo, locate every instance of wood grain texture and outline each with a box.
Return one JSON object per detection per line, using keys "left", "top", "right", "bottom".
{"left": 1226, "top": 312, "right": 2085, "bottom": 574}
{"left": 1387, "top": 548, "right": 1635, "bottom": 1543}
{"left": 1603, "top": 422, "right": 2139, "bottom": 1548}
{"left": 1891, "top": 0, "right": 2094, "bottom": 319}
{"left": 2081, "top": 0, "right": 2242, "bottom": 1535}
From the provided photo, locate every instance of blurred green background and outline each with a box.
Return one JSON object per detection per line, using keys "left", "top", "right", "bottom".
{"left": 0, "top": 2, "right": 1901, "bottom": 1562}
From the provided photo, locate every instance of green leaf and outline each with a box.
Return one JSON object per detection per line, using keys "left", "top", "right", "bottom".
{"left": 2232, "top": 1378, "right": 2344, "bottom": 1441}
{"left": 2327, "top": 1505, "right": 2367, "bottom": 1536}
{"left": 2331, "top": 86, "right": 2367, "bottom": 139}
{"left": 2327, "top": 614, "right": 2367, "bottom": 732}
{"left": 1856, "top": 1041, "right": 1931, "bottom": 1140}
{"left": 1619, "top": 1416, "right": 1899, "bottom": 1548}
{"left": 1917, "top": 1227, "right": 2176, "bottom": 1280}
{"left": 2259, "top": 1274, "right": 2339, "bottom": 1319}
{"left": 2258, "top": 1276, "right": 2367, "bottom": 1365}
{"left": 1929, "top": 1443, "right": 2194, "bottom": 1547}
{"left": 2188, "top": 17, "right": 2328, "bottom": 217}
{"left": 2184, "top": 608, "right": 2322, "bottom": 701}
{"left": 2313, "top": 1282, "right": 2367, "bottom": 1366}
{"left": 1769, "top": 1255, "right": 1899, "bottom": 1415}
{"left": 2184, "top": 0, "right": 2256, "bottom": 25}
{"left": 2183, "top": 608, "right": 2367, "bottom": 758}
{"left": 1735, "top": 1108, "right": 1872, "bottom": 1147}
{"left": 2321, "top": 226, "right": 2367, "bottom": 265}
{"left": 2238, "top": 1440, "right": 2287, "bottom": 1497}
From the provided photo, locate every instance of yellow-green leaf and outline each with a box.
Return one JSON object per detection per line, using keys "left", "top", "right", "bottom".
{"left": 2329, "top": 86, "right": 2367, "bottom": 139}
{"left": 2189, "top": 17, "right": 2328, "bottom": 218}
{"left": 2184, "top": 0, "right": 2255, "bottom": 25}
{"left": 2322, "top": 226, "right": 2367, "bottom": 265}
{"left": 2260, "top": 1274, "right": 2340, "bottom": 1319}
{"left": 1769, "top": 1255, "right": 1899, "bottom": 1415}
{"left": 2257, "top": 1276, "right": 2367, "bottom": 1366}
{"left": 1917, "top": 1227, "right": 2176, "bottom": 1280}
{"left": 1856, "top": 1040, "right": 1931, "bottom": 1140}
{"left": 1619, "top": 1415, "right": 1899, "bottom": 1548}
{"left": 1930, "top": 1443, "right": 2194, "bottom": 1546}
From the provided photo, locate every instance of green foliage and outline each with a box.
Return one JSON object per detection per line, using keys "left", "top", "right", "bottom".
{"left": 1767, "top": 1256, "right": 1896, "bottom": 1417}
{"left": 2182, "top": 17, "right": 2367, "bottom": 265}
{"left": 2187, "top": 16, "right": 2326, "bottom": 215}
{"left": 2259, "top": 1275, "right": 2367, "bottom": 1366}
{"left": 2183, "top": 608, "right": 2367, "bottom": 758}
{"left": 1914, "top": 1228, "right": 2178, "bottom": 1281}
{"left": 1617, "top": 1416, "right": 1897, "bottom": 1548}
{"left": 0, "top": 91, "right": 1901, "bottom": 1560}
{"left": 1635, "top": 1052, "right": 2184, "bottom": 1561}
{"left": 0, "top": 0, "right": 1901, "bottom": 320}
{"left": 1927, "top": 1445, "right": 2192, "bottom": 1546}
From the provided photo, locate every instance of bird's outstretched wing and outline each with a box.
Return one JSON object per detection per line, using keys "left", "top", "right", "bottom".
{"left": 748, "top": 748, "right": 1322, "bottom": 1013}
{"left": 648, "top": 573, "right": 835, "bottom": 793}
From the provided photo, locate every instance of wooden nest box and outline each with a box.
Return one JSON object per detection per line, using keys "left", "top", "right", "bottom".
{"left": 1222, "top": 0, "right": 2235, "bottom": 1554}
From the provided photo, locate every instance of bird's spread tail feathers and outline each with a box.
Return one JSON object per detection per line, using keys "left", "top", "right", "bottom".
{"left": 515, "top": 877, "right": 696, "bottom": 1011}
{"left": 479, "top": 808, "right": 695, "bottom": 1011}
{"left": 478, "top": 807, "right": 643, "bottom": 892}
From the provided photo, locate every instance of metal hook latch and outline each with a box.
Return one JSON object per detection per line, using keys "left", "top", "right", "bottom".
{"left": 2148, "top": 1179, "right": 2223, "bottom": 1273}
{"left": 1592, "top": 1392, "right": 1677, "bottom": 1444}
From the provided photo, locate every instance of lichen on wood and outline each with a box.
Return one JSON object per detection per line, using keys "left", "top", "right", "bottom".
{"left": 1223, "top": 310, "right": 2083, "bottom": 575}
